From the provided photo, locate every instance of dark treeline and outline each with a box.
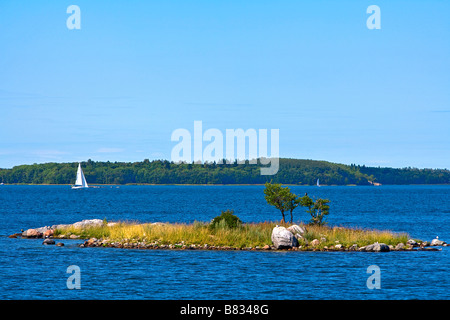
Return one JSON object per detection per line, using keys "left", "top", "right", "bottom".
{"left": 357, "top": 165, "right": 450, "bottom": 185}
{"left": 0, "top": 158, "right": 449, "bottom": 185}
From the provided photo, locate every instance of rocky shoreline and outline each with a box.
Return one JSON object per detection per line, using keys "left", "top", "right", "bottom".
{"left": 10, "top": 219, "right": 447, "bottom": 252}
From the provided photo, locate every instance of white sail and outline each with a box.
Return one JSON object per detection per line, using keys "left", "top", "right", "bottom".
{"left": 73, "top": 163, "right": 89, "bottom": 188}
{"left": 317, "top": 179, "right": 320, "bottom": 187}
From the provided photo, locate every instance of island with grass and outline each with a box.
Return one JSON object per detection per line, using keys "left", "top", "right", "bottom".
{"left": 11, "top": 183, "right": 447, "bottom": 252}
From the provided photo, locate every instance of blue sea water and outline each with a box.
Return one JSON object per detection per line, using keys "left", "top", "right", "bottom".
{"left": 0, "top": 185, "right": 449, "bottom": 300}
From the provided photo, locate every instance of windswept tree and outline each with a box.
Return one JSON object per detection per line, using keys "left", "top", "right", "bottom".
{"left": 264, "top": 182, "right": 301, "bottom": 223}
{"left": 286, "top": 192, "right": 302, "bottom": 224}
{"left": 263, "top": 182, "right": 287, "bottom": 223}
{"left": 300, "top": 194, "right": 330, "bottom": 226}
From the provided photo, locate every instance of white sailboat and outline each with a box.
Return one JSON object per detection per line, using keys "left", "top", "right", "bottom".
{"left": 316, "top": 178, "right": 320, "bottom": 187}
{"left": 72, "top": 163, "right": 89, "bottom": 189}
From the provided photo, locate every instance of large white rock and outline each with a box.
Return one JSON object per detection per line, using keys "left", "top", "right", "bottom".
{"left": 431, "top": 238, "right": 445, "bottom": 246}
{"left": 287, "top": 224, "right": 306, "bottom": 235}
{"left": 271, "top": 226, "right": 299, "bottom": 249}
{"left": 72, "top": 219, "right": 104, "bottom": 228}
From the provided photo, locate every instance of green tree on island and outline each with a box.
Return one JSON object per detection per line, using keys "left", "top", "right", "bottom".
{"left": 263, "top": 182, "right": 301, "bottom": 223}
{"left": 264, "top": 182, "right": 331, "bottom": 225}
{"left": 286, "top": 192, "right": 302, "bottom": 224}
{"left": 300, "top": 194, "right": 330, "bottom": 226}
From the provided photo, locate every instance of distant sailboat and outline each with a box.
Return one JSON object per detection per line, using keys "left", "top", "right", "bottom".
{"left": 72, "top": 163, "right": 89, "bottom": 189}
{"left": 316, "top": 179, "right": 320, "bottom": 187}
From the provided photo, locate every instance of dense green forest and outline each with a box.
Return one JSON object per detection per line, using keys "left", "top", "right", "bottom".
{"left": 0, "top": 158, "right": 449, "bottom": 185}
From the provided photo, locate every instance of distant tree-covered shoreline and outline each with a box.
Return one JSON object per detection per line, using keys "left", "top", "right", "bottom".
{"left": 0, "top": 158, "right": 449, "bottom": 185}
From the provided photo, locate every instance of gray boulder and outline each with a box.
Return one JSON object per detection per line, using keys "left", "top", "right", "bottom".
{"left": 287, "top": 225, "right": 307, "bottom": 242}
{"left": 362, "top": 242, "right": 390, "bottom": 252}
{"left": 287, "top": 225, "right": 306, "bottom": 235}
{"left": 42, "top": 238, "right": 55, "bottom": 245}
{"left": 271, "top": 226, "right": 299, "bottom": 249}
{"left": 372, "top": 243, "right": 390, "bottom": 252}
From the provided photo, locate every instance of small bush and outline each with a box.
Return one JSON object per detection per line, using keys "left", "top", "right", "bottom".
{"left": 209, "top": 210, "right": 243, "bottom": 230}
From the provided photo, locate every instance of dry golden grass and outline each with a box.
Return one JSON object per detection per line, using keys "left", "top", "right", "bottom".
{"left": 106, "top": 221, "right": 276, "bottom": 248}
{"left": 302, "top": 224, "right": 409, "bottom": 248}
{"left": 54, "top": 221, "right": 409, "bottom": 249}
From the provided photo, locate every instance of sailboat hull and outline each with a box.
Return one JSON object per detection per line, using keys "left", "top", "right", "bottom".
{"left": 71, "top": 185, "right": 88, "bottom": 189}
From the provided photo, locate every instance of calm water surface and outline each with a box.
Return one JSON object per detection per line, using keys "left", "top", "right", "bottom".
{"left": 0, "top": 185, "right": 449, "bottom": 299}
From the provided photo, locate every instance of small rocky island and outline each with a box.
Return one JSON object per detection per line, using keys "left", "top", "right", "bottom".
{"left": 10, "top": 219, "right": 447, "bottom": 252}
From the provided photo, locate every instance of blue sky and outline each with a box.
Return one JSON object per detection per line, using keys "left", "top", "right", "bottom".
{"left": 0, "top": 0, "right": 449, "bottom": 169}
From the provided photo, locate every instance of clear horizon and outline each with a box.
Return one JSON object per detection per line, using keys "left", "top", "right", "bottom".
{"left": 1, "top": 1, "right": 449, "bottom": 170}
